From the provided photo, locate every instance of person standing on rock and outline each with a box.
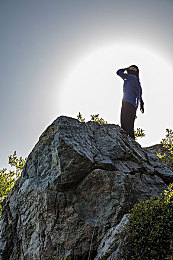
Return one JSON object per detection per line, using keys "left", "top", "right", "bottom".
{"left": 116, "top": 65, "right": 144, "bottom": 139}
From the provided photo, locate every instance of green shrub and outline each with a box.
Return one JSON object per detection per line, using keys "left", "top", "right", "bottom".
{"left": 157, "top": 129, "right": 173, "bottom": 170}
{"left": 161, "top": 129, "right": 173, "bottom": 147}
{"left": 77, "top": 112, "right": 85, "bottom": 122}
{"left": 77, "top": 112, "right": 108, "bottom": 125}
{"left": 120, "top": 184, "right": 173, "bottom": 260}
{"left": 134, "top": 128, "right": 145, "bottom": 140}
{"left": 0, "top": 152, "right": 26, "bottom": 218}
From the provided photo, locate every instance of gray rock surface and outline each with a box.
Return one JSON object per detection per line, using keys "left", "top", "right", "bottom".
{"left": 95, "top": 214, "right": 130, "bottom": 260}
{"left": 0, "top": 116, "right": 172, "bottom": 260}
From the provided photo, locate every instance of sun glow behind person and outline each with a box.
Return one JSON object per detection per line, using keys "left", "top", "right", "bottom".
{"left": 59, "top": 44, "right": 173, "bottom": 147}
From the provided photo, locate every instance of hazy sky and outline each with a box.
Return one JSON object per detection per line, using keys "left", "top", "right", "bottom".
{"left": 0, "top": 0, "right": 173, "bottom": 169}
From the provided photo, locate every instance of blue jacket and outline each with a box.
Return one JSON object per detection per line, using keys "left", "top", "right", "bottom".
{"left": 117, "top": 68, "right": 143, "bottom": 109}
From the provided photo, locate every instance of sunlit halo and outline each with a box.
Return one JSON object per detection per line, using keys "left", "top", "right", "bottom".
{"left": 58, "top": 44, "right": 173, "bottom": 146}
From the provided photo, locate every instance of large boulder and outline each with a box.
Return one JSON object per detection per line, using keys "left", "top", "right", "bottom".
{"left": 0, "top": 116, "right": 173, "bottom": 260}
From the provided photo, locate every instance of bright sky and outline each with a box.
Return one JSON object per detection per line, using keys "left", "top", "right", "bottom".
{"left": 0, "top": 0, "right": 173, "bottom": 169}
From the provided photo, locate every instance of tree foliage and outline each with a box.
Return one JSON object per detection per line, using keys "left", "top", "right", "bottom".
{"left": 157, "top": 129, "right": 173, "bottom": 170}
{"left": 0, "top": 151, "right": 26, "bottom": 218}
{"left": 77, "top": 112, "right": 85, "bottom": 122}
{"left": 77, "top": 112, "right": 108, "bottom": 125}
{"left": 120, "top": 184, "right": 173, "bottom": 260}
{"left": 134, "top": 128, "right": 145, "bottom": 140}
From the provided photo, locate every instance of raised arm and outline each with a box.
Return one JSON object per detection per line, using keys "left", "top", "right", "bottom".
{"left": 116, "top": 68, "right": 135, "bottom": 80}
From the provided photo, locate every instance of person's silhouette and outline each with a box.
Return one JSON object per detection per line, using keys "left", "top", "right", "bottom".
{"left": 117, "top": 65, "right": 144, "bottom": 139}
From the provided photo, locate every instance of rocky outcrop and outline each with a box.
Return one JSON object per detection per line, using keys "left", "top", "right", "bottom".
{"left": 0, "top": 116, "right": 173, "bottom": 260}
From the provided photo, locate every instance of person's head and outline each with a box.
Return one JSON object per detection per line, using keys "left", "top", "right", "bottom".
{"left": 126, "top": 65, "right": 139, "bottom": 78}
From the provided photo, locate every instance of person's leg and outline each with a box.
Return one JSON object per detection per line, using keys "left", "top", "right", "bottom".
{"left": 126, "top": 103, "right": 136, "bottom": 139}
{"left": 121, "top": 102, "right": 136, "bottom": 139}
{"left": 121, "top": 102, "right": 129, "bottom": 134}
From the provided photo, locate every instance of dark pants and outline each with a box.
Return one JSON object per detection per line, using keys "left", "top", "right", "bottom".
{"left": 121, "top": 101, "right": 136, "bottom": 139}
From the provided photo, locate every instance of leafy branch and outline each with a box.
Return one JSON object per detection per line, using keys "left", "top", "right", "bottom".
{"left": 0, "top": 152, "right": 27, "bottom": 218}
